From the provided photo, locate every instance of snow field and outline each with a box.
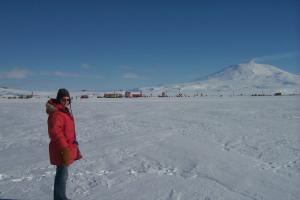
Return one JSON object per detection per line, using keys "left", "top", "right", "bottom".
{"left": 0, "top": 96, "right": 299, "bottom": 200}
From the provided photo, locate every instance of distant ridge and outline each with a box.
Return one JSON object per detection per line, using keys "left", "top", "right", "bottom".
{"left": 0, "top": 87, "right": 32, "bottom": 96}
{"left": 0, "top": 87, "right": 56, "bottom": 98}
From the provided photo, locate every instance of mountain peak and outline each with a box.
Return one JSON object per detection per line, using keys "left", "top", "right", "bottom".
{"left": 141, "top": 62, "right": 300, "bottom": 95}
{"left": 206, "top": 61, "right": 290, "bottom": 81}
{"left": 238, "top": 61, "right": 277, "bottom": 76}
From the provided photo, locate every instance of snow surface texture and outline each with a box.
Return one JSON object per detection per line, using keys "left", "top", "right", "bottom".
{"left": 0, "top": 97, "right": 300, "bottom": 200}
{"left": 141, "top": 61, "right": 300, "bottom": 96}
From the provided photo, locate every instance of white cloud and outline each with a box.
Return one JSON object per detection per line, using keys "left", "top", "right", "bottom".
{"left": 53, "top": 71, "right": 81, "bottom": 78}
{"left": 0, "top": 69, "right": 29, "bottom": 79}
{"left": 52, "top": 71, "right": 102, "bottom": 79}
{"left": 122, "top": 72, "right": 141, "bottom": 79}
{"left": 120, "top": 65, "right": 144, "bottom": 79}
{"left": 89, "top": 74, "right": 103, "bottom": 79}
{"left": 81, "top": 63, "right": 91, "bottom": 70}
{"left": 120, "top": 65, "right": 133, "bottom": 70}
{"left": 252, "top": 51, "right": 300, "bottom": 62}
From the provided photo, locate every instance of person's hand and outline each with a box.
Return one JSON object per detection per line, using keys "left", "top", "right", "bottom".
{"left": 61, "top": 148, "right": 71, "bottom": 166}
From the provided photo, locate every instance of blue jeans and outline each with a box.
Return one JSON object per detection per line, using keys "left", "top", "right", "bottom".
{"left": 54, "top": 166, "right": 69, "bottom": 200}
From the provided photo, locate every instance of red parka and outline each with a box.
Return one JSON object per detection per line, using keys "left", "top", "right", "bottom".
{"left": 46, "top": 99, "right": 82, "bottom": 166}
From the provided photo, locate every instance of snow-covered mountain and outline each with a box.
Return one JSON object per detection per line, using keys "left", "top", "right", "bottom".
{"left": 0, "top": 87, "right": 32, "bottom": 97}
{"left": 141, "top": 61, "right": 300, "bottom": 96}
{"left": 0, "top": 87, "right": 56, "bottom": 98}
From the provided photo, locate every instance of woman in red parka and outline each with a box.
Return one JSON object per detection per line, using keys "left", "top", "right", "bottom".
{"left": 46, "top": 88, "right": 82, "bottom": 200}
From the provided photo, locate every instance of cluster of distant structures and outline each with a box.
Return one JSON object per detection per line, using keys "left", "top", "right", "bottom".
{"left": 75, "top": 90, "right": 294, "bottom": 99}
{"left": 2, "top": 91, "right": 36, "bottom": 99}
{"left": 1, "top": 90, "right": 299, "bottom": 100}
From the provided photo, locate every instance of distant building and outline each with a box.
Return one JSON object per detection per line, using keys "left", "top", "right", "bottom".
{"left": 18, "top": 94, "right": 33, "bottom": 99}
{"left": 80, "top": 95, "right": 89, "bottom": 99}
{"left": 159, "top": 91, "right": 168, "bottom": 97}
{"left": 176, "top": 93, "right": 182, "bottom": 97}
{"left": 125, "top": 91, "right": 143, "bottom": 98}
{"left": 104, "top": 93, "right": 123, "bottom": 98}
{"left": 274, "top": 92, "right": 282, "bottom": 96}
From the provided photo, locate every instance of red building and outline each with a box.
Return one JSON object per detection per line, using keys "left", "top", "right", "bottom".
{"left": 125, "top": 91, "right": 143, "bottom": 98}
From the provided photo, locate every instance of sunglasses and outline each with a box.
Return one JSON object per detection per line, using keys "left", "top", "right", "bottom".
{"left": 61, "top": 98, "right": 70, "bottom": 103}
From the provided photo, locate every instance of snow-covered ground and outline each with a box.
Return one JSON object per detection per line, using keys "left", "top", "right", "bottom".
{"left": 0, "top": 96, "right": 300, "bottom": 200}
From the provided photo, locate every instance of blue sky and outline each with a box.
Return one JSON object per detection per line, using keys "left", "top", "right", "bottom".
{"left": 0, "top": 0, "right": 299, "bottom": 91}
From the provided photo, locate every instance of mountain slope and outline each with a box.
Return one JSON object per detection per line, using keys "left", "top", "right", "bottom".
{"left": 141, "top": 61, "right": 300, "bottom": 95}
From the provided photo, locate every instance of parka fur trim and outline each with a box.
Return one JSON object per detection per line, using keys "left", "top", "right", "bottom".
{"left": 46, "top": 102, "right": 56, "bottom": 114}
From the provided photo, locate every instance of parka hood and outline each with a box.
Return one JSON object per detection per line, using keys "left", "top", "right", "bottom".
{"left": 46, "top": 98, "right": 68, "bottom": 114}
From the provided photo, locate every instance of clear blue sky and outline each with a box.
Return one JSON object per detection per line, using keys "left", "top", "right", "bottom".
{"left": 0, "top": 0, "right": 299, "bottom": 91}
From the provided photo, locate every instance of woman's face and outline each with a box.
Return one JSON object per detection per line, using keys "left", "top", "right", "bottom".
{"left": 60, "top": 96, "right": 70, "bottom": 107}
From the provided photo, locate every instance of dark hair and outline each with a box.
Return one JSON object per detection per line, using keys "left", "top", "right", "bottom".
{"left": 56, "top": 88, "right": 71, "bottom": 102}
